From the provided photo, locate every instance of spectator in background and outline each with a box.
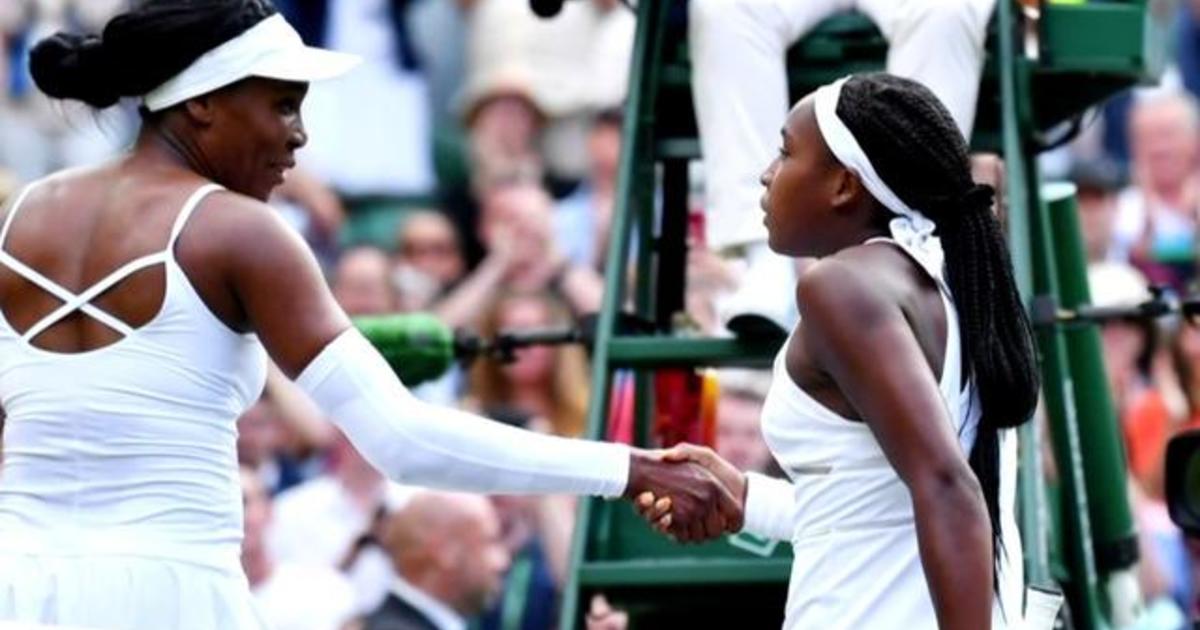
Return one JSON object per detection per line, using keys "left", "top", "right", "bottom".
{"left": 241, "top": 467, "right": 358, "bottom": 630}
{"left": 446, "top": 69, "right": 547, "bottom": 267}
{"left": 436, "top": 179, "right": 603, "bottom": 329}
{"left": 392, "top": 210, "right": 467, "bottom": 313}
{"left": 715, "top": 369, "right": 775, "bottom": 475}
{"left": 388, "top": 210, "right": 473, "bottom": 405}
{"left": 1111, "top": 91, "right": 1200, "bottom": 293}
{"left": 236, "top": 369, "right": 338, "bottom": 496}
{"left": 462, "top": 0, "right": 634, "bottom": 183}
{"left": 270, "top": 433, "right": 412, "bottom": 617}
{"left": 1089, "top": 262, "right": 1183, "bottom": 499}
{"left": 468, "top": 292, "right": 590, "bottom": 438}
{"left": 276, "top": 0, "right": 436, "bottom": 248}
{"left": 333, "top": 246, "right": 396, "bottom": 316}
{"left": 1069, "top": 157, "right": 1127, "bottom": 264}
{"left": 462, "top": 68, "right": 546, "bottom": 195}
{"left": 554, "top": 108, "right": 621, "bottom": 272}
{"left": 366, "top": 491, "right": 510, "bottom": 630}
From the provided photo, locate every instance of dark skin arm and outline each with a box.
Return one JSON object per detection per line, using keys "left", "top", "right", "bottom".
{"left": 797, "top": 253, "right": 992, "bottom": 630}
{"left": 193, "top": 193, "right": 740, "bottom": 539}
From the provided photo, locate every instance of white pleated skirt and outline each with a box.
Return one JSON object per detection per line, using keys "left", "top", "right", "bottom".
{"left": 0, "top": 552, "right": 267, "bottom": 630}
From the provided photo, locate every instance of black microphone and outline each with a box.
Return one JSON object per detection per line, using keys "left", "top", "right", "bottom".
{"left": 530, "top": 0, "right": 565, "bottom": 18}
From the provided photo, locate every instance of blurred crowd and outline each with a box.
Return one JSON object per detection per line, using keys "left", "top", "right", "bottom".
{"left": 6, "top": 0, "right": 1200, "bottom": 628}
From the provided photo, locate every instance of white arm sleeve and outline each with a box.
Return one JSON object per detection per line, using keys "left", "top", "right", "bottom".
{"left": 296, "top": 328, "right": 630, "bottom": 497}
{"left": 741, "top": 472, "right": 795, "bottom": 541}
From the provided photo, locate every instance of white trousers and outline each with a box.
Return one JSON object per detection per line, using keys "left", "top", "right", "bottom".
{"left": 691, "top": 0, "right": 996, "bottom": 249}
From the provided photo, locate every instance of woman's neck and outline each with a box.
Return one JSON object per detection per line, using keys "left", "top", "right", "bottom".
{"left": 131, "top": 122, "right": 220, "bottom": 183}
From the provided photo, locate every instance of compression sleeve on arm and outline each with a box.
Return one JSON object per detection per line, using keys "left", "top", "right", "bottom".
{"left": 296, "top": 328, "right": 630, "bottom": 497}
{"left": 741, "top": 472, "right": 795, "bottom": 541}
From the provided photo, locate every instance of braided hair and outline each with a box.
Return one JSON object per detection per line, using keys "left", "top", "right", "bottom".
{"left": 836, "top": 73, "right": 1040, "bottom": 589}
{"left": 30, "top": 0, "right": 278, "bottom": 110}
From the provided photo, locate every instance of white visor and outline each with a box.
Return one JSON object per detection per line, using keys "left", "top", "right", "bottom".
{"left": 143, "top": 13, "right": 360, "bottom": 112}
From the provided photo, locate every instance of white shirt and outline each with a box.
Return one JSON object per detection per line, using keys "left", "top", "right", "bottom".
{"left": 1110, "top": 186, "right": 1198, "bottom": 264}
{"left": 390, "top": 575, "right": 467, "bottom": 630}
{"left": 268, "top": 475, "right": 413, "bottom": 615}
{"left": 254, "top": 562, "right": 357, "bottom": 630}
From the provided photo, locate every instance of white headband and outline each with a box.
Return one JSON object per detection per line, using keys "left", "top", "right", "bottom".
{"left": 812, "top": 76, "right": 944, "bottom": 276}
{"left": 143, "top": 14, "right": 360, "bottom": 112}
{"left": 814, "top": 76, "right": 932, "bottom": 223}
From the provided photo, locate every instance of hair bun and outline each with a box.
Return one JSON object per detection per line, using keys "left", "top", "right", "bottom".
{"left": 30, "top": 32, "right": 121, "bottom": 109}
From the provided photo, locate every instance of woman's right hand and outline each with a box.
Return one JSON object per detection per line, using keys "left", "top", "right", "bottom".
{"left": 629, "top": 444, "right": 746, "bottom": 542}
{"left": 624, "top": 448, "right": 742, "bottom": 543}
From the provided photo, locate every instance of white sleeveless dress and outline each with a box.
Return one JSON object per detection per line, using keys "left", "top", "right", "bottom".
{"left": 0, "top": 180, "right": 270, "bottom": 629}
{"left": 741, "top": 235, "right": 1024, "bottom": 629}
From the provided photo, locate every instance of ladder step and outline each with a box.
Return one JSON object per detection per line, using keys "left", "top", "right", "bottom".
{"left": 606, "top": 336, "right": 781, "bottom": 368}
{"left": 654, "top": 138, "right": 700, "bottom": 160}
{"left": 578, "top": 558, "right": 792, "bottom": 586}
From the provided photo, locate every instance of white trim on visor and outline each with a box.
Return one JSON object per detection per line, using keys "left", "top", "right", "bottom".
{"left": 143, "top": 14, "right": 360, "bottom": 112}
{"left": 812, "top": 76, "right": 944, "bottom": 276}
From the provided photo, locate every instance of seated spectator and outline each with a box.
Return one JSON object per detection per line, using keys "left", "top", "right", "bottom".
{"left": 392, "top": 210, "right": 467, "bottom": 313}
{"left": 437, "top": 179, "right": 603, "bottom": 328}
{"left": 333, "top": 245, "right": 397, "bottom": 316}
{"left": 1069, "top": 157, "right": 1127, "bottom": 263}
{"left": 462, "top": 0, "right": 634, "bottom": 181}
{"left": 468, "top": 292, "right": 590, "bottom": 437}
{"left": 1089, "top": 262, "right": 1183, "bottom": 498}
{"left": 1111, "top": 90, "right": 1200, "bottom": 292}
{"left": 461, "top": 66, "right": 546, "bottom": 192}
{"left": 241, "top": 467, "right": 357, "bottom": 630}
{"left": 366, "top": 491, "right": 510, "bottom": 630}
{"left": 269, "top": 434, "right": 412, "bottom": 617}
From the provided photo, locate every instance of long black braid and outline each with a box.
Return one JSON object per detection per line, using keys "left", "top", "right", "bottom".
{"left": 836, "top": 73, "right": 1040, "bottom": 593}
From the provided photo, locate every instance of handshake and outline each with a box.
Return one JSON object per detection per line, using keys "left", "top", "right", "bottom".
{"left": 623, "top": 444, "right": 747, "bottom": 542}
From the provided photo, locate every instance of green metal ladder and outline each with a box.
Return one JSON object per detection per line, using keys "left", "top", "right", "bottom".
{"left": 560, "top": 1, "right": 1165, "bottom": 627}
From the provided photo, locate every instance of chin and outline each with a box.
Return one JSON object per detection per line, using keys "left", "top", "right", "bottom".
{"left": 248, "top": 182, "right": 276, "bottom": 202}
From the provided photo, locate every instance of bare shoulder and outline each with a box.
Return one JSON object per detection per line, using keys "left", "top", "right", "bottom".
{"left": 182, "top": 189, "right": 311, "bottom": 270}
{"left": 796, "top": 249, "right": 897, "bottom": 330}
{"left": 0, "top": 164, "right": 108, "bottom": 214}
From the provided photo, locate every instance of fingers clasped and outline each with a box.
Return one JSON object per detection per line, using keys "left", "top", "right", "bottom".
{"left": 628, "top": 445, "right": 744, "bottom": 543}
